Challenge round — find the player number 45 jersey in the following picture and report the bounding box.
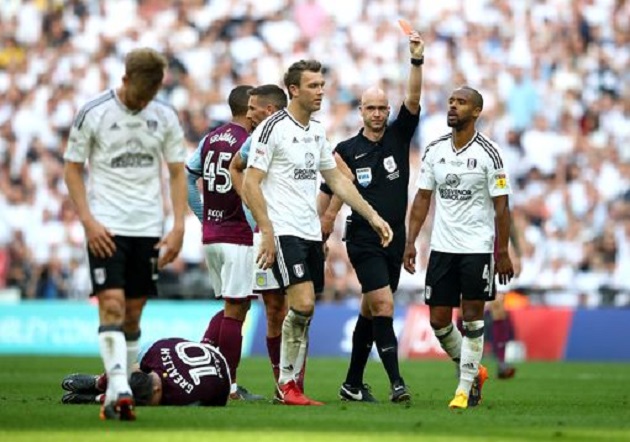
[416,132,512,254]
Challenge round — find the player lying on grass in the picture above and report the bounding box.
[61,336,231,407]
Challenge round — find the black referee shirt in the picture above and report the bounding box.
[322,103,419,228]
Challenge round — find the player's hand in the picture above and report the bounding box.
[368,215,393,247]
[320,213,335,242]
[495,251,515,285]
[257,230,276,270]
[409,30,425,59]
[403,242,417,274]
[156,227,184,269]
[83,218,116,258]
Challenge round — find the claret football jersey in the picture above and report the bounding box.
[140,338,231,406]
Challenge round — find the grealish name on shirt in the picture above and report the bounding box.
[208,131,238,146]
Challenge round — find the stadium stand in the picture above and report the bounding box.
[0,0,628,306]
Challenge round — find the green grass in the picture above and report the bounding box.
[1,357,629,441]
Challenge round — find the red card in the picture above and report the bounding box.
[398,19,413,36]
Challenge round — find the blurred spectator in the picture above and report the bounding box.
[0,0,628,306]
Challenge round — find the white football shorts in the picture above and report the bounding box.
[252,232,280,292]
[203,243,254,299]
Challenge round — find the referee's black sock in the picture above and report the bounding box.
[373,316,401,385]
[344,315,373,387]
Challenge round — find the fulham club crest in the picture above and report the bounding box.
[467,158,477,169]
[293,264,305,278]
[94,268,106,285]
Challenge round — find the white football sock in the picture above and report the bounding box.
[126,340,139,380]
[98,326,131,403]
[278,309,311,386]
[457,320,485,395]
[433,323,462,363]
[292,317,311,381]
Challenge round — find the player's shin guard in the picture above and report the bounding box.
[345,315,374,386]
[124,330,141,381]
[278,308,311,386]
[373,316,401,384]
[457,320,485,394]
[98,325,131,402]
[433,323,463,364]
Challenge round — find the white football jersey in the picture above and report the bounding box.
[64,90,186,237]
[248,109,336,241]
[416,132,512,253]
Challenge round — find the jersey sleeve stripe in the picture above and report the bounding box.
[185,165,203,177]
[475,134,503,169]
[422,133,451,161]
[259,111,287,144]
[73,91,115,129]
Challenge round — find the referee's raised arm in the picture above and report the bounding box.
[404,30,425,115]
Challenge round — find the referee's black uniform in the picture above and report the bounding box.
[323,103,419,293]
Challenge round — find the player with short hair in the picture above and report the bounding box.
[404,86,515,409]
[317,30,425,403]
[185,85,264,401]
[63,48,187,421]
[228,84,296,391]
[243,59,393,406]
[61,333,231,407]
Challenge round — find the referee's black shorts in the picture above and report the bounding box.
[424,251,496,307]
[345,222,405,294]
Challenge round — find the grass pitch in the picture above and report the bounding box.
[0,356,629,442]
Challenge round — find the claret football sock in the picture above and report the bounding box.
[266,335,281,382]
[218,316,244,383]
[201,310,225,346]
[492,317,510,364]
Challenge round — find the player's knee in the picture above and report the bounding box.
[225,299,250,321]
[430,320,451,331]
[461,306,484,322]
[369,298,393,317]
[489,300,506,319]
[366,288,394,317]
[289,300,314,316]
[99,299,125,323]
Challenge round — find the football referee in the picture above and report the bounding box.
[318,30,425,403]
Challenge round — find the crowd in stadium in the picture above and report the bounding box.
[0,0,628,306]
